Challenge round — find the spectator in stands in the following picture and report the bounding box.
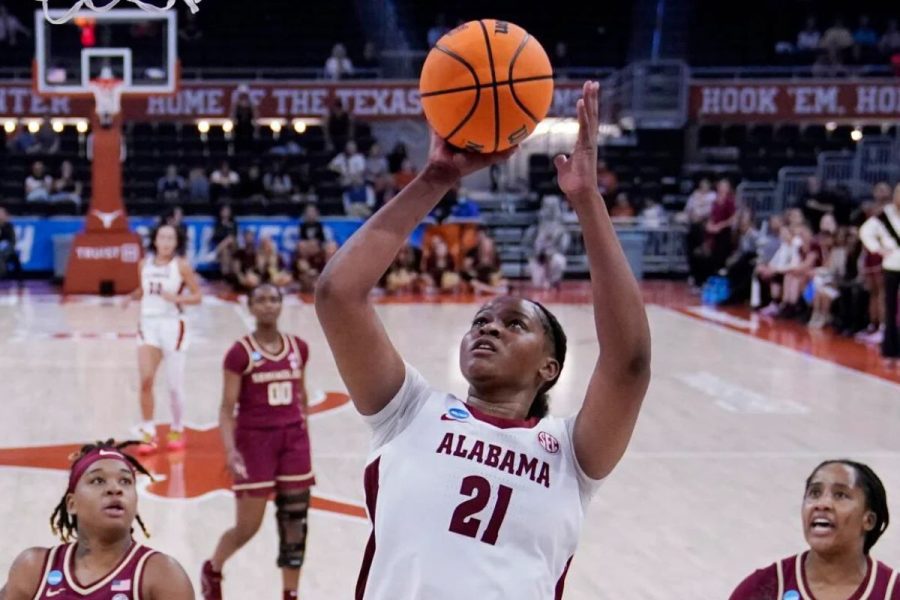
[0,207,21,283]
[343,175,376,218]
[461,226,508,295]
[365,142,389,183]
[51,160,82,207]
[157,164,186,203]
[757,225,797,314]
[188,166,210,203]
[853,14,879,62]
[422,235,461,294]
[392,158,417,191]
[524,195,570,290]
[832,226,869,335]
[750,215,784,308]
[609,191,635,218]
[879,19,900,56]
[255,236,292,286]
[262,161,292,200]
[232,229,261,292]
[241,164,266,202]
[299,204,336,250]
[451,187,481,219]
[357,41,380,75]
[820,17,854,68]
[329,140,366,187]
[427,13,450,47]
[779,224,822,319]
[596,159,618,197]
[639,197,666,228]
[0,4,31,47]
[211,204,237,279]
[25,161,53,202]
[723,208,760,304]
[292,237,326,293]
[796,17,821,55]
[324,43,354,80]
[681,178,716,287]
[163,206,188,251]
[382,244,422,295]
[323,98,355,152]
[798,176,839,232]
[387,141,408,174]
[807,228,848,329]
[231,85,257,155]
[34,119,60,155]
[210,160,240,202]
[860,183,900,366]
[705,178,737,274]
[269,129,306,157]
[856,200,885,344]
[6,124,38,155]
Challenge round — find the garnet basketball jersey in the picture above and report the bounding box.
[140,256,183,319]
[730,552,899,600]
[356,363,603,600]
[32,541,157,599]
[223,333,309,429]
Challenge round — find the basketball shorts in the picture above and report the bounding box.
[233,422,315,497]
[138,317,187,353]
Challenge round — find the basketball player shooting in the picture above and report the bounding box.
[315,81,652,598]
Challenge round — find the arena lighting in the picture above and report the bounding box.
[825,121,838,132]
[27,120,41,134]
[293,120,307,134]
[76,120,89,133]
[851,128,863,142]
[197,120,211,134]
[3,120,15,134]
[270,120,283,133]
[222,120,234,134]
[51,120,64,133]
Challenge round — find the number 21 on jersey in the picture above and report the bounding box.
[449,475,512,545]
[267,381,293,406]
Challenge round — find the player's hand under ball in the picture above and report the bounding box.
[422,130,517,187]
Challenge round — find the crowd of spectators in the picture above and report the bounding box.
[776,14,900,74]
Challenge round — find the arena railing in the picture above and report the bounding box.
[691,64,893,79]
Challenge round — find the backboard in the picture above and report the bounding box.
[34,8,177,95]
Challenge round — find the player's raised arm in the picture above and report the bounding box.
[557,81,652,480]
[315,133,514,415]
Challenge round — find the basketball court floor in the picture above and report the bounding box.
[0,281,898,598]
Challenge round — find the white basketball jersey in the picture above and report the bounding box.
[140,256,184,318]
[357,363,603,600]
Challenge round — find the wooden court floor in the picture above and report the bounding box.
[0,281,898,599]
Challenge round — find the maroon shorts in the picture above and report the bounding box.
[233,422,315,497]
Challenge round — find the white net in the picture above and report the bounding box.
[88,78,123,119]
[35,0,200,25]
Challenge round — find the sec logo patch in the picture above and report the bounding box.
[537,431,559,454]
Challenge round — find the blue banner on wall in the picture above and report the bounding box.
[10,216,427,272]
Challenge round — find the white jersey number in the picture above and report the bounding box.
[449,475,513,545]
[267,381,293,406]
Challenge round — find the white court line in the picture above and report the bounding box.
[656,305,900,392]
[684,305,759,331]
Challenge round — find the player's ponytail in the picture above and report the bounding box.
[527,301,567,419]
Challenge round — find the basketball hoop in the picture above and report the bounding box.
[35,0,200,25]
[88,77,123,128]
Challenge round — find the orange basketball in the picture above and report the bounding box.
[419,19,554,153]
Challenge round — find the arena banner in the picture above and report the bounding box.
[10,216,425,273]
[691,80,900,122]
[0,81,585,120]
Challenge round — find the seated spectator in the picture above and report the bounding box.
[853,14,879,61]
[639,197,666,227]
[704,178,737,275]
[324,43,354,80]
[820,17,853,66]
[756,225,798,314]
[343,175,376,218]
[269,130,305,157]
[323,98,355,152]
[35,119,59,155]
[387,141,408,174]
[451,187,481,219]
[51,160,83,207]
[750,215,784,308]
[427,13,450,47]
[189,166,210,203]
[723,209,760,304]
[879,19,900,56]
[25,161,53,202]
[231,229,260,291]
[461,226,508,295]
[392,158,417,191]
[211,204,237,279]
[778,224,823,319]
[609,191,635,218]
[681,178,716,286]
[365,142,389,183]
[157,164,186,203]
[796,17,821,55]
[210,160,240,202]
[596,159,618,196]
[382,244,423,294]
[0,207,22,283]
[422,236,461,294]
[255,236,292,287]
[262,162,293,199]
[299,204,332,245]
[292,238,326,293]
[329,141,366,187]
[7,124,38,155]
[240,164,266,201]
[808,228,848,329]
[524,195,570,290]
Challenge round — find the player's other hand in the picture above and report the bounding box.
[227,449,248,479]
[422,130,517,187]
[554,81,600,206]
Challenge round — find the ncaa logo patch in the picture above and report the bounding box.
[537,431,560,454]
[441,407,470,422]
[783,591,800,600]
[112,594,130,600]
[251,351,263,362]
[47,570,63,585]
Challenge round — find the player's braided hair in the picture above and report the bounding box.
[806,459,890,554]
[527,301,567,419]
[50,439,154,543]
[248,282,284,304]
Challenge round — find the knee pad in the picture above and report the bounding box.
[275,490,310,568]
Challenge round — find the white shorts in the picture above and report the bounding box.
[139,317,188,353]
